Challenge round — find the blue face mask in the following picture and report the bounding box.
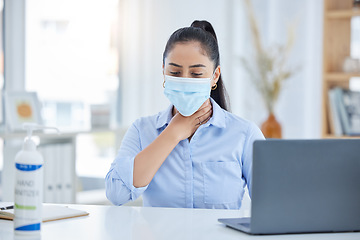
[163,75,212,116]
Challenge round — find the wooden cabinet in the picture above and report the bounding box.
[322,0,360,138]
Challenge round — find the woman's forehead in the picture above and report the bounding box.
[165,41,211,66]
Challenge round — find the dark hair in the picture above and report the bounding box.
[163,20,230,111]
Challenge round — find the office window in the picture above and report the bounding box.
[26,0,119,128]
[25,0,120,181]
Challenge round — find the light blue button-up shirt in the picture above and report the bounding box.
[105,98,265,209]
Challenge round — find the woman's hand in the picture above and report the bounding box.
[133,100,212,188]
[133,100,211,187]
[166,100,213,142]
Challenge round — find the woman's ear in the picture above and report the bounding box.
[212,66,221,85]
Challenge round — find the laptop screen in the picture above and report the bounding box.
[250,139,360,234]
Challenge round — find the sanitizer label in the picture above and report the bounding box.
[14,163,43,233]
[16,163,43,171]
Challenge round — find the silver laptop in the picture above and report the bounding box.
[218,139,360,235]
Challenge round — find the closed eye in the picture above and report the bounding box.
[191,73,203,77]
[170,71,180,75]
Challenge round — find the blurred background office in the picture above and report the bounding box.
[0,0,359,204]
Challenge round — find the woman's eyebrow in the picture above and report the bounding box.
[169,63,182,67]
[189,64,206,68]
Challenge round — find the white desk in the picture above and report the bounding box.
[0,204,359,240]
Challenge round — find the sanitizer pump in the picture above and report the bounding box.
[14,123,59,235]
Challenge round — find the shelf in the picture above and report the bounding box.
[322,1,360,138]
[0,127,128,140]
[324,72,360,81]
[326,9,360,18]
[323,134,360,139]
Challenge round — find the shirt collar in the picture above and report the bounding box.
[155,97,227,130]
[207,98,226,128]
[156,104,174,129]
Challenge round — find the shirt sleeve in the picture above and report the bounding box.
[241,122,265,198]
[105,121,148,206]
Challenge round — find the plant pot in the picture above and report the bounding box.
[261,113,282,139]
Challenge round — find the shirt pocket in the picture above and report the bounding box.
[202,161,242,204]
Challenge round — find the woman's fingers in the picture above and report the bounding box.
[194,106,212,126]
[193,105,211,118]
[166,101,213,141]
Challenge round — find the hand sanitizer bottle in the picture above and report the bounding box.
[14,123,59,236]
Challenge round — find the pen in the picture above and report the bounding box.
[0,205,14,210]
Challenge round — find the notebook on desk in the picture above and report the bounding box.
[218,139,360,235]
[0,204,89,222]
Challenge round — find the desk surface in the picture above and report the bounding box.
[0,204,359,240]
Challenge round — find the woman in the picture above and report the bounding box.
[106,20,265,209]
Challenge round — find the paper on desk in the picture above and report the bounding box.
[0,205,89,222]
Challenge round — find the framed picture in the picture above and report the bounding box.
[4,91,42,131]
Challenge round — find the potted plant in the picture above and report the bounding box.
[242,0,297,138]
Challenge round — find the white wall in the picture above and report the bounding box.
[117,0,324,138]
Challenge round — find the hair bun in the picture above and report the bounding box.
[191,20,218,41]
